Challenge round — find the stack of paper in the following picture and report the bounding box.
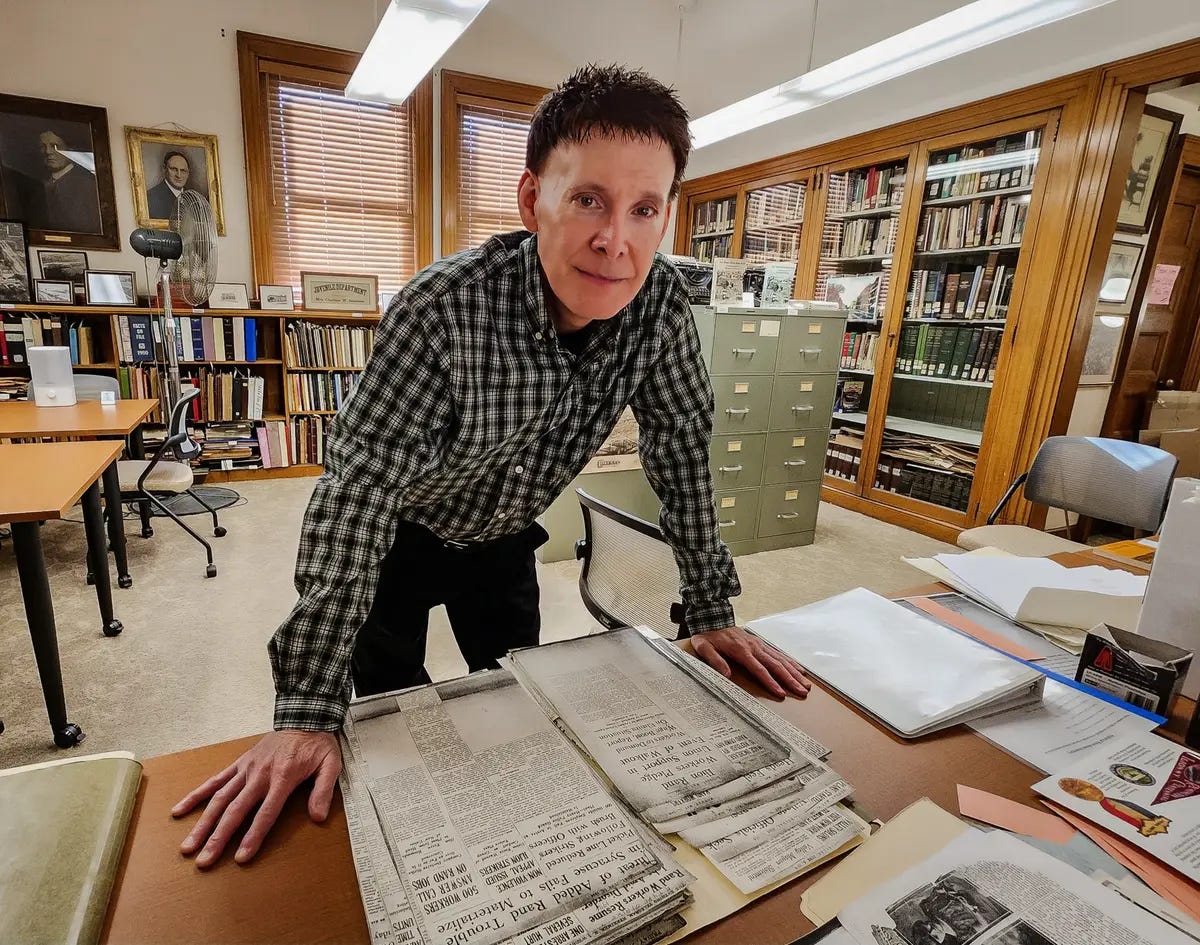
[747,588,1047,737]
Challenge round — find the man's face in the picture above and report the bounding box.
[165,155,190,189]
[40,132,70,172]
[517,132,674,332]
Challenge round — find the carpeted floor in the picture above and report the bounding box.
[0,477,953,768]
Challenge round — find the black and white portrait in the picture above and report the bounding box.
[126,127,225,233]
[0,218,32,302]
[886,873,1009,945]
[0,94,118,248]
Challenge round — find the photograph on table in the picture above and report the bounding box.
[84,269,137,306]
[0,93,119,248]
[1117,106,1183,234]
[1080,314,1127,385]
[125,126,225,234]
[34,279,73,304]
[37,248,88,295]
[885,871,1010,945]
[1098,240,1144,308]
[0,218,32,302]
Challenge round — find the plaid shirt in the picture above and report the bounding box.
[270,231,741,730]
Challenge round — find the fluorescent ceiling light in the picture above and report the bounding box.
[347,0,491,105]
[690,0,1117,148]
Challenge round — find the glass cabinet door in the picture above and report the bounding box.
[740,180,806,264]
[816,158,909,487]
[688,194,737,264]
[872,128,1042,513]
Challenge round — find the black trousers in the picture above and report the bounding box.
[350,519,546,697]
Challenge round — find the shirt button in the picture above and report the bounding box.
[497,511,507,519]
[515,465,525,474]
[533,332,544,341]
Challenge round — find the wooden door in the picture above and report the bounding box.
[1106,137,1200,436]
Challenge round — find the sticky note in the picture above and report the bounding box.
[760,320,781,337]
[808,323,822,334]
[785,489,799,500]
[721,497,736,509]
[727,440,742,452]
[792,436,807,447]
[741,321,756,333]
[734,382,750,394]
[800,381,814,392]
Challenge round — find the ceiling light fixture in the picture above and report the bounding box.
[347,0,492,105]
[690,0,1117,148]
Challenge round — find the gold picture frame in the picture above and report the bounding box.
[125,126,225,234]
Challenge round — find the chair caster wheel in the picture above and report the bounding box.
[206,565,217,578]
[86,572,95,585]
[141,526,154,538]
[103,619,124,637]
[214,526,227,538]
[54,723,85,748]
[118,575,133,589]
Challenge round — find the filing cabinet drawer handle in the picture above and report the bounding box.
[790,404,814,412]
[718,520,737,528]
[800,348,822,357]
[725,407,751,416]
[731,347,757,356]
[718,465,744,473]
[783,460,807,467]
[776,512,800,520]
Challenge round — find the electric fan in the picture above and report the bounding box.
[170,190,219,306]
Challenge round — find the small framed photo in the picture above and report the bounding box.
[1118,106,1183,234]
[34,278,73,304]
[1098,239,1144,308]
[1080,313,1127,385]
[37,248,88,296]
[84,269,136,306]
[259,284,295,310]
[300,271,379,313]
[210,282,250,309]
[0,218,32,302]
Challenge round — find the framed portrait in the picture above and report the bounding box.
[300,271,380,313]
[125,126,225,234]
[259,284,295,310]
[37,248,88,296]
[210,282,250,309]
[0,93,119,249]
[85,269,137,306]
[1098,240,1144,309]
[0,218,32,302]
[1117,105,1183,233]
[1080,314,1127,385]
[35,279,73,304]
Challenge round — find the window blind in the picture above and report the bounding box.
[455,102,533,252]
[266,73,417,299]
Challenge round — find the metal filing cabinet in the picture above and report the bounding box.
[694,302,846,555]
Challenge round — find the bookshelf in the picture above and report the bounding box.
[688,193,738,264]
[740,179,806,264]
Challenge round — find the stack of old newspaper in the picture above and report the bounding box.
[339,627,866,945]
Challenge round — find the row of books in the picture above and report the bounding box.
[117,365,160,403]
[839,164,905,214]
[196,421,261,470]
[905,256,1015,319]
[896,324,1003,382]
[925,130,1040,199]
[878,456,973,511]
[744,182,805,229]
[691,234,732,264]
[288,371,359,413]
[2,314,102,365]
[288,414,331,465]
[181,369,268,422]
[825,428,864,481]
[284,321,375,369]
[889,380,990,433]
[835,215,897,258]
[692,196,736,236]
[914,194,1030,252]
[841,331,880,372]
[114,315,261,364]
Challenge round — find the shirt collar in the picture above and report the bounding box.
[516,232,554,338]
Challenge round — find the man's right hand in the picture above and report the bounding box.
[171,729,341,868]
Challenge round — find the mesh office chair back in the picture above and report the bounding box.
[73,373,121,400]
[575,490,684,639]
[168,386,203,462]
[1023,436,1177,532]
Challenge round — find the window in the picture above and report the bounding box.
[441,72,548,254]
[237,32,432,300]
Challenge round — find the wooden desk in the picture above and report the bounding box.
[0,441,124,747]
[0,398,157,588]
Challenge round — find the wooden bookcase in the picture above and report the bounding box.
[0,302,379,483]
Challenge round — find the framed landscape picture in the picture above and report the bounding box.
[1117,105,1183,233]
[34,279,73,304]
[85,269,136,306]
[1080,314,1127,385]
[37,248,88,295]
[0,218,32,302]
[1098,239,1144,309]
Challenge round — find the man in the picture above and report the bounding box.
[30,130,101,233]
[146,150,190,221]
[173,64,811,869]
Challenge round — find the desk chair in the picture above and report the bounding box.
[957,435,1178,555]
[574,489,685,639]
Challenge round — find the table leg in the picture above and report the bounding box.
[11,521,86,749]
[102,460,132,588]
[83,482,123,638]
[130,426,152,539]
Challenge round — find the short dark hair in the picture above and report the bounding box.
[163,150,190,169]
[526,64,691,197]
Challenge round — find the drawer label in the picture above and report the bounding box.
[734,381,750,394]
[808,323,822,334]
[760,320,780,337]
[721,497,737,509]
[785,489,799,501]
[727,440,742,452]
[800,381,814,392]
[741,321,756,333]
[792,436,807,447]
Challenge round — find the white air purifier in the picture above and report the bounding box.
[28,346,77,407]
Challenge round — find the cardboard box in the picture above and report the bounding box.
[1076,623,1193,716]
[1146,390,1200,431]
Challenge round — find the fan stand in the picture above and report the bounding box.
[154,258,183,417]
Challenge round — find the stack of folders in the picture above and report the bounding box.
[748,588,1046,738]
[339,627,867,945]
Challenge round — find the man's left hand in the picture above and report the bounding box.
[690,626,811,699]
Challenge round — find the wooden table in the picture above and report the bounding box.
[0,441,125,747]
[101,550,1185,944]
[0,399,158,587]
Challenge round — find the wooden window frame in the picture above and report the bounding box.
[236,31,434,294]
[440,71,548,254]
